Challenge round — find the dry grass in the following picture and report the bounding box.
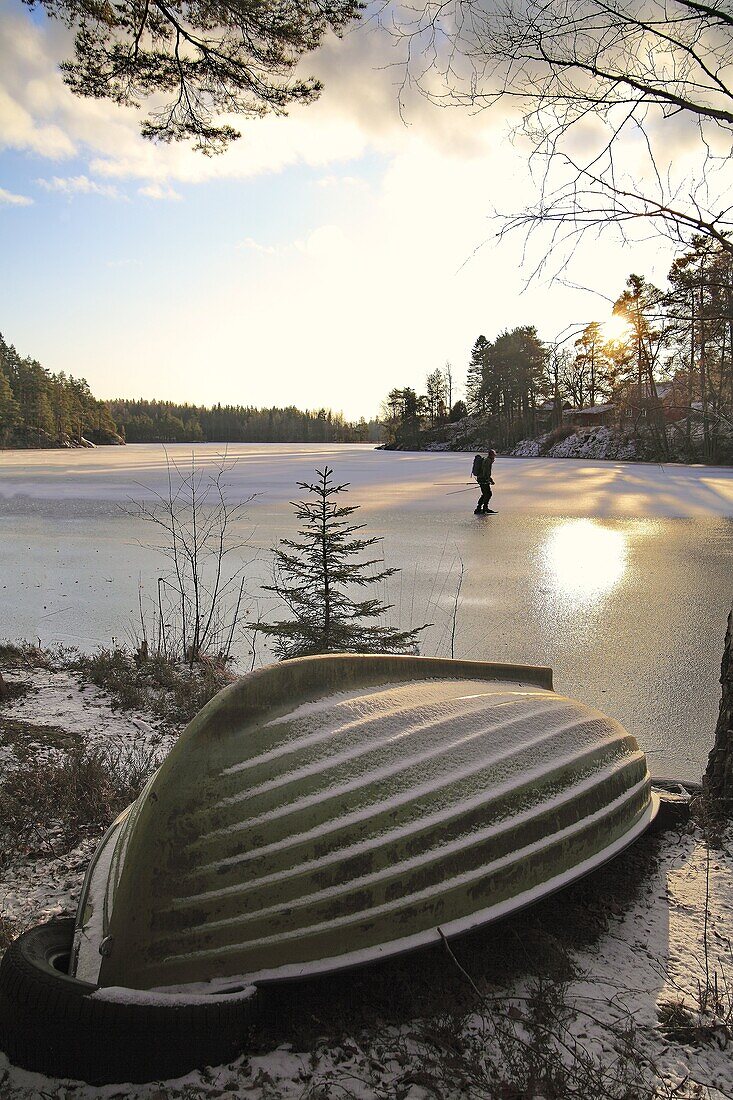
[0,740,159,864]
[0,670,33,706]
[0,717,81,762]
[0,641,55,671]
[76,646,233,726]
[0,912,16,954]
[359,992,649,1100]
[658,967,733,1049]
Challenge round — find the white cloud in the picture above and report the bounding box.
[0,185,32,205]
[35,174,125,199]
[1,0,727,226]
[237,225,349,260]
[237,237,280,255]
[138,182,182,201]
[0,83,75,159]
[0,0,501,189]
[295,224,349,259]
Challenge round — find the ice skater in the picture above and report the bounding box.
[472,449,497,514]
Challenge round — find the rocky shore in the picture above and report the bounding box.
[382,415,733,464]
[510,425,639,460]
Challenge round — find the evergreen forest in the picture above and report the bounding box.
[0,332,377,448]
[107,400,379,445]
[0,332,119,448]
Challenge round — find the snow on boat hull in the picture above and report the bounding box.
[73,655,657,990]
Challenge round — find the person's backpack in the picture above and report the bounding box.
[471,454,483,479]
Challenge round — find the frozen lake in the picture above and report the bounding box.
[1,443,732,782]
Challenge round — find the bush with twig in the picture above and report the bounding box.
[126,450,256,667]
[76,646,233,726]
[0,740,160,864]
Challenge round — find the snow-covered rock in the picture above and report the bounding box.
[511,438,542,457]
[511,426,639,461]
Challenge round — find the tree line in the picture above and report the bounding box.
[0,334,380,449]
[108,399,379,445]
[0,333,119,448]
[382,237,733,461]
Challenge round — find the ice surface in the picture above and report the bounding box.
[0,444,731,779]
[0,443,732,516]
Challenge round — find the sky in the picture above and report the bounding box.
[0,0,684,420]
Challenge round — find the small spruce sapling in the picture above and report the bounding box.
[258,467,425,660]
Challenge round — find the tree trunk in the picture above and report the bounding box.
[687,289,694,455]
[0,671,8,702]
[703,605,733,811]
[700,282,711,458]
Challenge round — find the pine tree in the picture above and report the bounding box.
[0,368,20,445]
[258,467,426,660]
[613,274,670,457]
[466,336,490,415]
[425,368,447,424]
[571,322,616,408]
[29,0,361,154]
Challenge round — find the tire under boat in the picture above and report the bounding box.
[70,653,658,992]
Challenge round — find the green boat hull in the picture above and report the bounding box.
[72,655,657,990]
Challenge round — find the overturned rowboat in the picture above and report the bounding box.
[71,653,658,991]
[1,653,662,1083]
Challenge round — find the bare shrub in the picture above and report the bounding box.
[76,646,232,726]
[658,983,733,1049]
[294,989,654,1100]
[0,741,160,862]
[0,641,54,670]
[0,672,31,705]
[126,450,256,667]
[77,648,150,711]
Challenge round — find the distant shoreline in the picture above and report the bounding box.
[0,439,378,452]
[380,443,730,468]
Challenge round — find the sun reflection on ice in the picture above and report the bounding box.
[544,519,628,597]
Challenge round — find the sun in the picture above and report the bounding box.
[601,314,631,344]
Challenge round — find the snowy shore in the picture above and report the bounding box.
[1,655,733,1099]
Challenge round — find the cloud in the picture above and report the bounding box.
[138,182,182,201]
[237,225,349,259]
[0,186,33,205]
[295,224,348,259]
[1,0,727,226]
[35,174,125,199]
[0,4,149,169]
[0,0,501,189]
[0,82,75,159]
[237,237,280,255]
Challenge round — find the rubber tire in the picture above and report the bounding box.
[0,919,259,1084]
